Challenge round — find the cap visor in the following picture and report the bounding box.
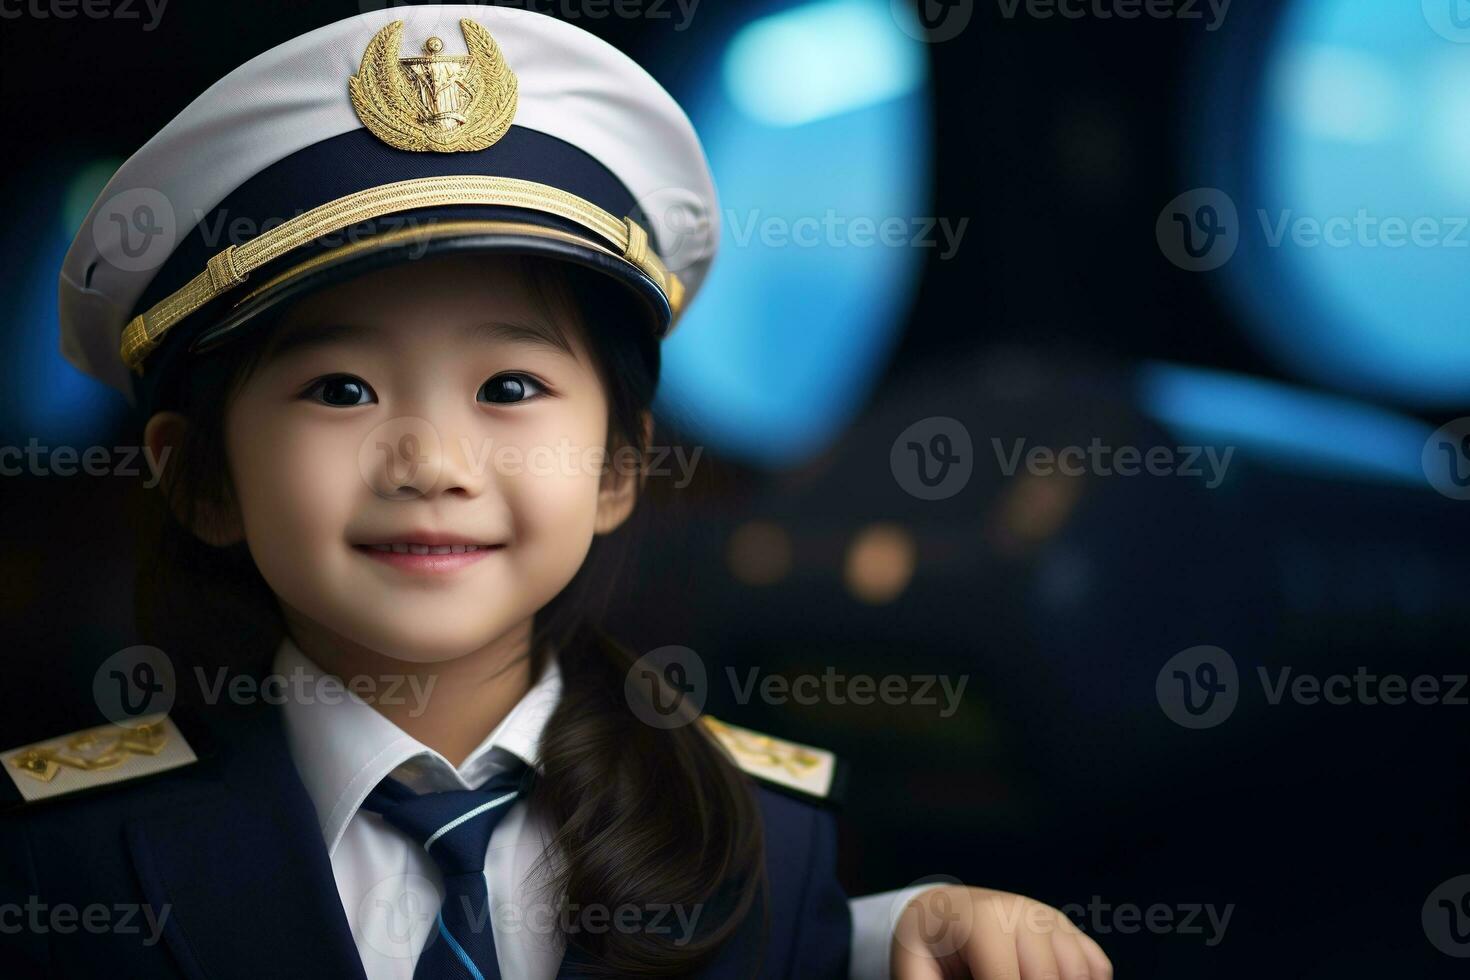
[189,216,672,356]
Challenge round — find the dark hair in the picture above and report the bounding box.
[136,253,768,976]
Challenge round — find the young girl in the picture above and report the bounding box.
[6,6,1111,979]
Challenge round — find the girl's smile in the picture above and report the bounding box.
[352,536,507,575]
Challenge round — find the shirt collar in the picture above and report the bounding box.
[274,635,563,856]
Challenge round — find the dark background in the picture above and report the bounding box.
[4,0,1469,976]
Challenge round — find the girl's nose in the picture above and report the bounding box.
[359,416,485,500]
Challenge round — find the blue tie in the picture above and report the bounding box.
[362,759,531,980]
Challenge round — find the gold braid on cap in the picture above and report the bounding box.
[119,176,683,373]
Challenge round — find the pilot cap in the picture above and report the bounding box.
[59,5,719,410]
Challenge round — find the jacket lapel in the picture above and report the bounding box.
[126,701,368,980]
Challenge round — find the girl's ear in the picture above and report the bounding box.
[593,410,654,536]
[143,410,246,548]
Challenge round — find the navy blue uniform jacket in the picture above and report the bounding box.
[0,702,852,979]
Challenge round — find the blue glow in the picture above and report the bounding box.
[4,160,126,443]
[723,0,924,126]
[1137,361,1432,486]
[1235,1,1470,406]
[656,0,932,466]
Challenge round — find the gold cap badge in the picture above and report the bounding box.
[349,19,518,153]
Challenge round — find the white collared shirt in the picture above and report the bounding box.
[274,637,923,980]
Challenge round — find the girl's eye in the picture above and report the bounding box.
[305,375,376,406]
[478,373,547,405]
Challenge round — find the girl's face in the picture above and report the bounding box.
[211,255,639,663]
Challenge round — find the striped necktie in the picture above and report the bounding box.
[361,758,531,980]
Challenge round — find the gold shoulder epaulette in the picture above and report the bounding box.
[700,715,840,803]
[1,714,198,806]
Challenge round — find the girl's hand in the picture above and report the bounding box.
[891,886,1113,980]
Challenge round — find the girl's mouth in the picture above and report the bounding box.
[362,543,498,554]
[352,542,505,573]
